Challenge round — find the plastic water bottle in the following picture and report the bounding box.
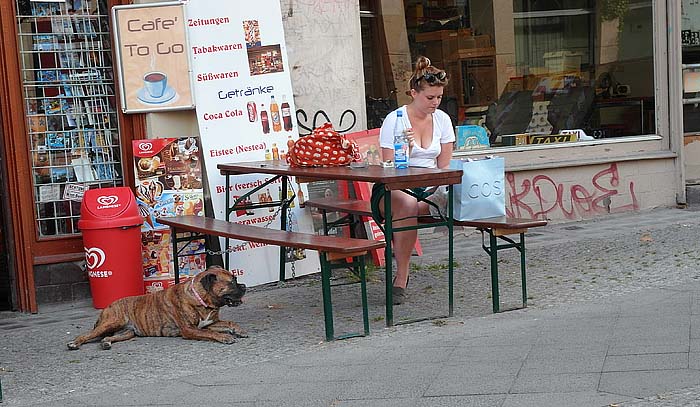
[393,110,409,169]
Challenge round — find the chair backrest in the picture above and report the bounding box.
[546,86,594,133]
[485,90,534,142]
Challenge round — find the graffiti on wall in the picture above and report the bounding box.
[507,163,639,220]
[295,108,357,135]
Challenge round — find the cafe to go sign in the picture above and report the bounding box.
[112,2,195,113]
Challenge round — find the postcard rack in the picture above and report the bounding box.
[16,0,123,236]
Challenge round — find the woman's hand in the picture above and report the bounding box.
[405,128,415,151]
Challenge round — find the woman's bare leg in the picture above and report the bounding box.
[379,190,420,289]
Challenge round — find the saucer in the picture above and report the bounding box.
[137,86,177,105]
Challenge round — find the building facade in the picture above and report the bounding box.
[0,0,688,311]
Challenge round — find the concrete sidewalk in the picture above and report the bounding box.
[2,206,700,406]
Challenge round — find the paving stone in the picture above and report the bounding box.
[4,207,700,406]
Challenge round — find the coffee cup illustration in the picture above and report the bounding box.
[143,71,168,98]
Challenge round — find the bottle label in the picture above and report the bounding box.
[394,142,408,168]
[247,102,257,122]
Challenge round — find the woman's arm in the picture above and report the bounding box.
[435,110,455,169]
[381,147,394,162]
[436,142,453,169]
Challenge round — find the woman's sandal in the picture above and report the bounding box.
[392,275,410,305]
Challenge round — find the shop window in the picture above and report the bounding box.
[682,0,700,134]
[15,0,123,237]
[369,0,656,149]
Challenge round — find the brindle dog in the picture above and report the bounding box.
[67,266,247,350]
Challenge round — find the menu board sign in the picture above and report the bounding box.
[186,0,317,286]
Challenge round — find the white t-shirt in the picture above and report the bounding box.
[379,105,455,168]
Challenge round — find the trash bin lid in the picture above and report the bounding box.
[78,187,143,230]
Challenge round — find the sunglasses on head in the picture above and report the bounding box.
[417,71,447,84]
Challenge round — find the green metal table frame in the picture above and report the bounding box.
[222,173,371,341]
[216,161,463,328]
[479,228,528,313]
[380,186,455,326]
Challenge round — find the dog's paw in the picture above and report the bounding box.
[100,341,112,350]
[67,341,80,350]
[234,329,248,338]
[217,334,237,344]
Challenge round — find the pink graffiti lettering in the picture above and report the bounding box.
[506,163,638,220]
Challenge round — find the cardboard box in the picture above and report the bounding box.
[458,56,497,106]
[415,28,472,43]
[474,34,491,49]
[453,47,496,60]
[543,51,582,73]
[501,134,529,146]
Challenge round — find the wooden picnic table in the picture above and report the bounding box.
[217,160,463,327]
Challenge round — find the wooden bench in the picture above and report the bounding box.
[304,198,547,313]
[159,215,385,341]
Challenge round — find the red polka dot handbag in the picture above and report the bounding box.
[286,123,361,167]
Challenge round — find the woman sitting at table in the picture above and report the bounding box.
[371,56,455,305]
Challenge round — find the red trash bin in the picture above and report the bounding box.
[78,187,144,309]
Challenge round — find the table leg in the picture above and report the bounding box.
[360,255,370,336]
[489,230,500,313]
[321,210,329,236]
[172,227,180,284]
[520,232,527,308]
[384,188,393,327]
[279,176,288,282]
[319,252,334,341]
[224,173,231,270]
[448,185,454,317]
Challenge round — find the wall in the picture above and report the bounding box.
[34,262,89,305]
[507,159,677,221]
[280,0,366,133]
[145,110,198,138]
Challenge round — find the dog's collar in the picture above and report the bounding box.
[189,278,212,308]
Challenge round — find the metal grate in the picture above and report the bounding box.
[15,0,123,237]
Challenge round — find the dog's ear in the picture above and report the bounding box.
[201,273,217,292]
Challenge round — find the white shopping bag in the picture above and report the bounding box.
[450,157,505,221]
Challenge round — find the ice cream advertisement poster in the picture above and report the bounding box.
[133,137,206,285]
[112,2,194,113]
[141,228,205,282]
[133,137,204,230]
[186,0,317,287]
